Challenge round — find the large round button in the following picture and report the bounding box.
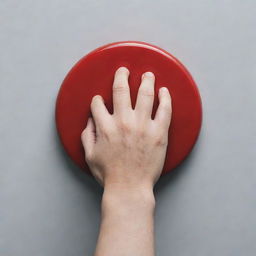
[56,41,202,175]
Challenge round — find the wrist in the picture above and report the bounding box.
[102,182,156,213]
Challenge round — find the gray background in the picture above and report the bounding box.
[1,0,255,255]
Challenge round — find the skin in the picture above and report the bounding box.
[81,67,172,256]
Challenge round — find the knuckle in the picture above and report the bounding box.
[155,134,168,147]
[99,121,116,138]
[99,126,112,139]
[113,82,128,92]
[118,119,132,133]
[139,88,154,97]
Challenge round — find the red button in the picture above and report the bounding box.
[55,41,202,175]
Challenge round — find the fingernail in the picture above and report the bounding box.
[143,71,154,78]
[160,87,168,93]
[117,66,129,73]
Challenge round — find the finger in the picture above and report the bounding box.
[135,72,155,119]
[90,95,111,127]
[154,87,172,130]
[112,67,132,116]
[81,117,96,160]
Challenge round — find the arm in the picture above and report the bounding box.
[81,67,172,256]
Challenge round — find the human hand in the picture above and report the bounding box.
[82,67,172,256]
[81,67,172,190]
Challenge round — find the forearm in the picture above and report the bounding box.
[94,183,156,256]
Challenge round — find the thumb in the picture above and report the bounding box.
[81,117,96,160]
